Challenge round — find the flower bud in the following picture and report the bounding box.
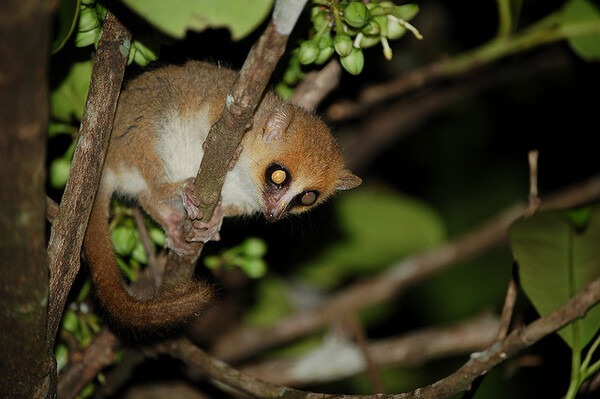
[78,7,100,33]
[132,38,159,67]
[387,16,407,39]
[311,9,329,30]
[334,34,353,57]
[315,47,334,64]
[344,2,370,28]
[395,4,419,20]
[340,47,364,75]
[298,40,320,64]
[357,34,380,48]
[361,20,381,36]
[74,29,99,48]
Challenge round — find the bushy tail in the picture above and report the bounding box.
[84,191,214,329]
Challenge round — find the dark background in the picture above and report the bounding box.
[49,0,600,397]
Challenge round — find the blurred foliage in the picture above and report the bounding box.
[563,0,600,60]
[47,0,600,397]
[120,0,273,40]
[204,237,269,278]
[50,58,92,122]
[297,185,445,289]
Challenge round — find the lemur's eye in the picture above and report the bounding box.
[266,164,290,187]
[294,190,319,207]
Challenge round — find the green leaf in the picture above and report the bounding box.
[55,344,69,372]
[110,226,137,256]
[244,277,293,326]
[240,258,268,279]
[120,0,273,40]
[131,241,148,264]
[204,255,221,269]
[76,280,92,302]
[129,32,161,66]
[49,157,72,189]
[509,207,600,348]
[62,309,79,333]
[148,226,165,246]
[299,185,446,288]
[394,4,420,21]
[51,0,81,54]
[565,206,593,231]
[562,0,600,61]
[50,59,93,122]
[48,121,78,138]
[242,237,268,258]
[116,257,137,282]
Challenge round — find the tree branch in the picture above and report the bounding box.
[409,277,600,398]
[164,0,308,280]
[46,11,131,347]
[240,312,499,387]
[291,59,343,111]
[56,329,119,399]
[340,49,569,171]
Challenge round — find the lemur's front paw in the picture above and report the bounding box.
[164,212,197,257]
[182,177,202,220]
[186,200,223,243]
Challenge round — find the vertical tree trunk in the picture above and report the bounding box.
[0,0,55,397]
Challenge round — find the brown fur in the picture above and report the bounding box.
[84,61,361,329]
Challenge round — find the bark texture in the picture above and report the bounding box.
[0,0,55,397]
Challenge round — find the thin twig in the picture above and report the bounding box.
[462,266,519,399]
[56,329,119,399]
[46,195,59,223]
[132,208,160,288]
[464,150,538,399]
[412,277,600,399]
[525,149,541,217]
[241,312,498,387]
[497,274,519,341]
[346,316,386,394]
[326,9,592,122]
[341,50,569,171]
[291,59,342,111]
